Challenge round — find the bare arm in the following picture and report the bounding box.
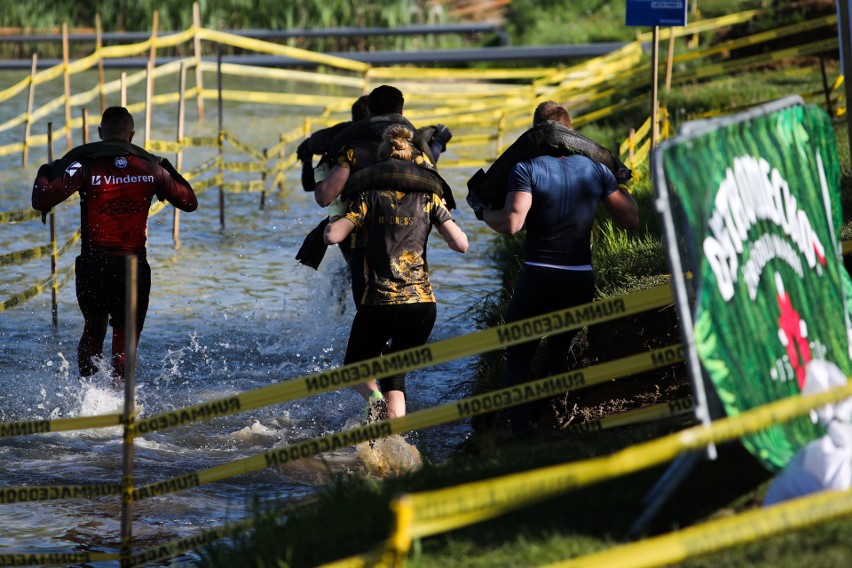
[437,219,469,253]
[323,216,355,245]
[481,191,532,235]
[602,185,639,230]
[314,165,350,207]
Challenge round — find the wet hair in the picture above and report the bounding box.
[533,101,572,129]
[378,124,415,161]
[351,95,369,121]
[100,106,134,140]
[368,85,404,116]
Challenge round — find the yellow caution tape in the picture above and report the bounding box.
[367,67,556,81]
[131,284,674,436]
[221,160,267,173]
[202,60,366,89]
[0,208,41,225]
[636,10,762,43]
[130,344,683,501]
[197,28,370,73]
[0,243,53,267]
[222,132,266,161]
[404,376,852,540]
[843,240,852,255]
[191,174,224,194]
[0,551,120,566]
[147,140,183,154]
[0,483,122,504]
[181,136,220,148]
[184,157,221,180]
[127,518,257,567]
[201,89,356,110]
[221,180,266,193]
[566,398,694,434]
[0,263,74,312]
[0,412,121,439]
[0,141,26,158]
[551,488,852,568]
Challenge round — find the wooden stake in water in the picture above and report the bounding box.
[217,46,225,229]
[174,61,187,249]
[119,255,138,566]
[96,14,106,113]
[47,122,58,331]
[62,23,72,150]
[22,53,38,168]
[193,2,205,121]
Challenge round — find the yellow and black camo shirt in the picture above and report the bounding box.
[344,190,452,306]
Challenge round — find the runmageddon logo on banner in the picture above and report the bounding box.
[704,154,827,302]
[658,100,852,471]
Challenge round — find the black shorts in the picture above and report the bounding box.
[75,252,151,330]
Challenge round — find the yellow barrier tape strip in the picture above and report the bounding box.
[191,174,224,194]
[405,377,852,539]
[0,551,120,567]
[221,160,267,173]
[147,140,183,154]
[843,240,852,255]
[182,136,221,148]
[221,180,266,193]
[566,398,694,434]
[201,60,366,89]
[551,488,852,568]
[184,156,222,180]
[0,208,41,225]
[0,483,122,504]
[131,284,674,436]
[0,243,53,267]
[130,344,683,501]
[0,412,121,439]
[674,14,837,66]
[368,67,555,81]
[202,89,355,109]
[439,158,497,169]
[0,264,74,313]
[127,517,257,567]
[196,28,370,73]
[0,141,26,157]
[222,132,266,161]
[637,10,762,43]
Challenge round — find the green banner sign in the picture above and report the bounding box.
[657,98,852,471]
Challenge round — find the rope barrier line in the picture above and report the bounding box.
[401,378,852,541]
[196,27,370,73]
[564,397,694,434]
[0,412,122,438]
[0,242,53,268]
[0,551,120,567]
[201,60,366,89]
[0,263,74,313]
[548,488,852,568]
[127,344,683,502]
[130,284,673,436]
[0,483,122,504]
[0,208,41,225]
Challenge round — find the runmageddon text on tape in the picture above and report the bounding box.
[128,345,683,502]
[0,551,119,567]
[403,378,852,539]
[133,284,674,436]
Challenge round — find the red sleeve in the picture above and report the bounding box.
[154,161,198,212]
[31,161,85,211]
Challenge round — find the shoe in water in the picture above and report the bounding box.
[363,397,389,425]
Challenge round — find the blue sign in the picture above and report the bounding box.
[626,0,688,27]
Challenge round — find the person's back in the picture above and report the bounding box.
[513,153,617,266]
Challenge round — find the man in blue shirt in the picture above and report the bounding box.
[477,101,639,433]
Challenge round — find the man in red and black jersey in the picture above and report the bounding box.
[32,106,198,384]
